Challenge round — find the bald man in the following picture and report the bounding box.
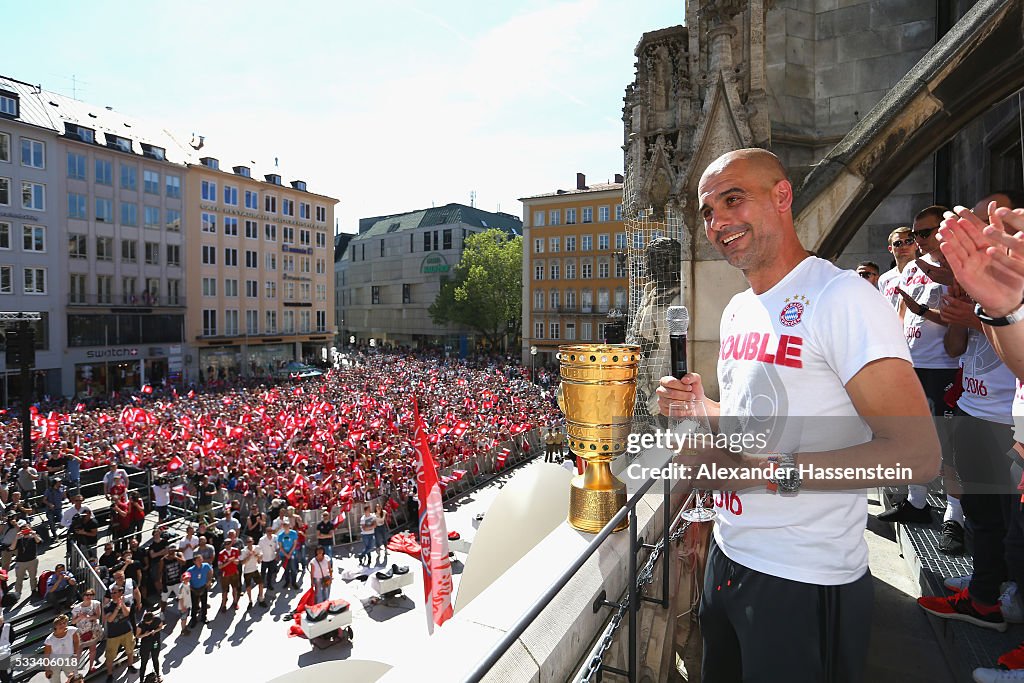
[657,148,938,681]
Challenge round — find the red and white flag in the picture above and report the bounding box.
[412,397,453,634]
[168,454,184,472]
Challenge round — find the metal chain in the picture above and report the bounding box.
[576,513,695,682]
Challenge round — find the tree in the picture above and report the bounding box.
[429,229,522,351]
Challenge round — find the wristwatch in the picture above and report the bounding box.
[916,302,930,316]
[767,453,801,495]
[975,300,1024,327]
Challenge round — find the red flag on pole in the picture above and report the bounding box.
[168,454,184,471]
[412,397,453,634]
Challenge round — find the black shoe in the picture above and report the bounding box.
[938,519,965,554]
[876,499,932,524]
[128,666,139,673]
[258,600,268,607]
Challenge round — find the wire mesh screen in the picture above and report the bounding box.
[623,177,685,431]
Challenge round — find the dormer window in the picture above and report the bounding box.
[265,173,281,185]
[233,165,251,178]
[63,122,95,143]
[140,143,165,161]
[290,180,307,191]
[0,91,19,118]
[104,133,132,153]
[200,157,219,170]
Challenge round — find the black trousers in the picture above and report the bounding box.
[700,540,873,683]
[189,586,208,623]
[138,643,159,680]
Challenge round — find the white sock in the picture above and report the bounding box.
[943,495,964,525]
[906,484,928,509]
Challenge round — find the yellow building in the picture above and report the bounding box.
[183,156,337,381]
[519,173,626,368]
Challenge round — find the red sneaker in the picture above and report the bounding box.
[919,589,1007,632]
[999,642,1024,670]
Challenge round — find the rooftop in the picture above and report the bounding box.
[351,203,522,241]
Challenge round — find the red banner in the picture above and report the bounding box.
[412,397,453,634]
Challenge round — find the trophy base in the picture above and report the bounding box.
[568,469,628,534]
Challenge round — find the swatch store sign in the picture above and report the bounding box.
[85,348,139,359]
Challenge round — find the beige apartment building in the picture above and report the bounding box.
[183,157,336,381]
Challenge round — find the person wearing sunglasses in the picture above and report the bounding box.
[877,227,918,309]
[855,261,880,287]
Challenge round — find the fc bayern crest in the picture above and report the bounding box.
[779,301,804,327]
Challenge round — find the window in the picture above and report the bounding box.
[423,232,432,252]
[165,208,181,231]
[202,245,216,265]
[614,287,627,309]
[598,288,610,312]
[549,237,560,253]
[582,207,593,223]
[402,285,412,304]
[21,181,44,210]
[70,273,87,304]
[225,279,238,297]
[67,152,86,180]
[68,192,87,219]
[598,258,610,279]
[120,164,137,190]
[246,310,258,334]
[548,209,561,225]
[96,237,113,261]
[0,132,8,162]
[166,244,180,266]
[282,255,294,273]
[143,170,159,194]
[121,239,136,263]
[550,263,560,280]
[202,277,217,297]
[246,280,258,298]
[371,286,381,304]
[534,321,544,339]
[265,253,276,270]
[0,222,7,249]
[69,234,87,258]
[599,206,610,222]
[20,138,44,168]
[615,257,627,279]
[120,202,137,226]
[0,177,8,205]
[316,232,326,248]
[22,225,45,252]
[96,198,113,223]
[265,310,276,333]
[201,180,217,202]
[581,234,593,251]
[299,202,310,220]
[95,275,112,303]
[582,289,593,311]
[565,208,577,224]
[202,212,217,233]
[95,159,112,185]
[562,236,575,252]
[550,290,560,309]
[534,261,544,280]
[615,232,627,250]
[224,217,238,236]
[145,278,160,300]
[442,229,452,250]
[284,282,294,300]
[632,232,645,250]
[582,322,592,341]
[281,198,294,216]
[316,310,326,332]
[615,204,623,221]
[549,322,560,339]
[316,258,325,274]
[581,260,593,279]
[565,289,577,309]
[533,211,545,227]
[225,248,238,267]
[224,185,238,206]
[264,223,276,242]
[315,205,326,222]
[23,267,45,294]
[316,284,326,301]
[282,226,294,243]
[534,238,544,254]
[202,310,217,336]
[167,279,181,305]
[144,206,160,228]
[300,229,310,246]
[166,175,181,198]
[264,195,276,213]
[300,311,310,333]
[244,190,258,210]
[265,281,276,299]
[245,250,257,268]
[598,234,609,250]
[534,290,544,310]
[565,260,576,279]
[245,220,258,239]
[0,266,9,294]
[123,280,137,305]
[0,94,16,117]
[145,242,159,265]
[282,310,294,333]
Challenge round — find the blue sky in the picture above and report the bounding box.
[4,0,681,233]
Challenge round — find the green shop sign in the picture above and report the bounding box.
[420,253,451,274]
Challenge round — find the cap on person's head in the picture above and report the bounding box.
[16,520,27,528]
[282,519,291,526]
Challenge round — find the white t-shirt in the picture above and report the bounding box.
[1012,379,1023,443]
[899,260,958,369]
[44,626,78,657]
[958,329,1015,425]
[177,536,198,561]
[152,484,170,507]
[715,257,911,586]
[257,535,278,563]
[877,267,902,310]
[240,546,262,573]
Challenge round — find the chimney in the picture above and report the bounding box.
[614,173,624,184]
[576,172,586,190]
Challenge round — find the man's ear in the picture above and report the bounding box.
[773,179,794,214]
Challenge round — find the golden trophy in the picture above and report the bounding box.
[557,344,640,533]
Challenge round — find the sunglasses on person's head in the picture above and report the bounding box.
[911,227,937,240]
[890,237,916,248]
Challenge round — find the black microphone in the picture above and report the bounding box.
[666,306,689,380]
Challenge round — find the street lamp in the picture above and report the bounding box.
[530,345,537,383]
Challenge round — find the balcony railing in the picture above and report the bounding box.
[68,294,186,308]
